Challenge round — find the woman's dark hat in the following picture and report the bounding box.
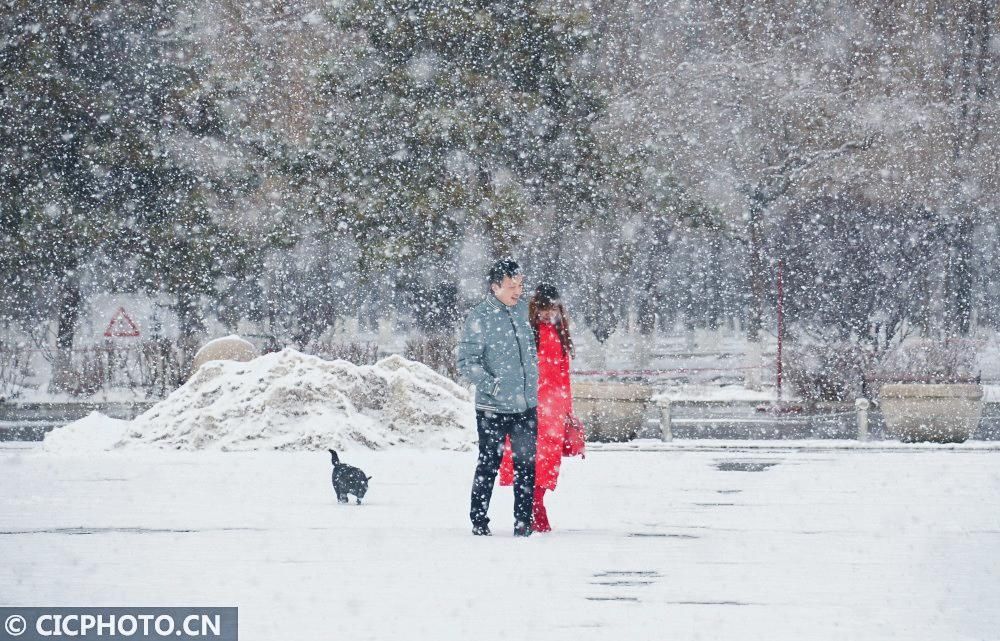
[534,282,561,305]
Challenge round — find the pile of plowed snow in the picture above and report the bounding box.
[44,349,475,452]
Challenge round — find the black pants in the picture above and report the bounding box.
[470,407,537,530]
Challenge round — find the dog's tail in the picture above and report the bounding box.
[367,475,373,481]
[328,449,340,465]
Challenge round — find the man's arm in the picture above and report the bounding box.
[456,312,498,395]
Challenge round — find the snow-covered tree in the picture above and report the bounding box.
[299,0,612,316]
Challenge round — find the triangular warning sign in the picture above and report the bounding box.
[104,307,141,338]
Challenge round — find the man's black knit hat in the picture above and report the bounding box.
[487,258,522,286]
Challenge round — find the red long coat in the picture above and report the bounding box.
[499,322,573,491]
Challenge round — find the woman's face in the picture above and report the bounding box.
[537,306,561,325]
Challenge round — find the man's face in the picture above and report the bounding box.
[492,274,524,307]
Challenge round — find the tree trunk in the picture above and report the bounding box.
[916,265,934,337]
[944,218,974,337]
[939,1,990,337]
[537,206,566,283]
[706,231,724,331]
[176,289,204,376]
[746,196,766,342]
[636,212,661,338]
[50,279,81,393]
[634,253,658,368]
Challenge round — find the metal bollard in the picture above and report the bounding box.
[855,398,871,441]
[658,399,673,442]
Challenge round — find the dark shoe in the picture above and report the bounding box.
[513,524,532,537]
[472,524,492,536]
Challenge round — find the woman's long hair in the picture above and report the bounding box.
[529,283,574,358]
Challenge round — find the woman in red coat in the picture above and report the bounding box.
[500,283,580,533]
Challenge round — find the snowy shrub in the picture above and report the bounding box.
[405,335,458,381]
[871,338,979,385]
[0,343,32,400]
[48,341,184,399]
[70,348,109,397]
[136,340,184,397]
[785,337,978,402]
[306,341,380,365]
[785,340,873,402]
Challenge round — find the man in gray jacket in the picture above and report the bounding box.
[457,258,539,537]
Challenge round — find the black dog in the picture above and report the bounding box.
[329,449,371,504]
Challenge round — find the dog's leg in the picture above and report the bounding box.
[337,492,349,504]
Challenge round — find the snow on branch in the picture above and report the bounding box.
[750,135,878,204]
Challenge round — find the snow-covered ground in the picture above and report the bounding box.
[2,442,998,640]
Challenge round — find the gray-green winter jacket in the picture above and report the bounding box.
[456,295,539,414]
